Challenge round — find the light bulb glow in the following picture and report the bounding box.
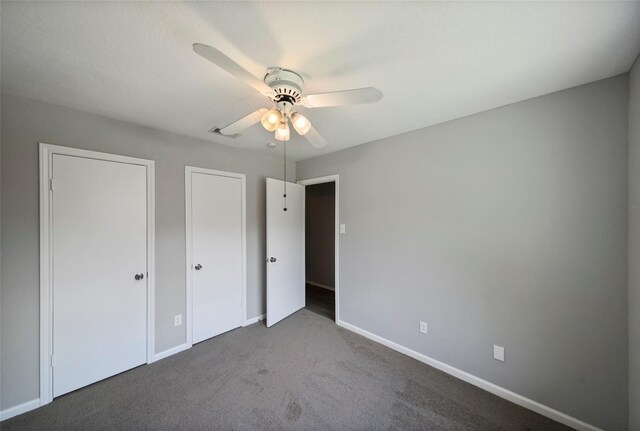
[261,108,281,132]
[275,120,290,141]
[291,112,311,135]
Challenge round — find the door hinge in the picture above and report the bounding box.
[49,178,54,191]
[50,354,54,368]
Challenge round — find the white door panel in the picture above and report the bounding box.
[266,178,305,327]
[52,154,147,397]
[191,172,243,344]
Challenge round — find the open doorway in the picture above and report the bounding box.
[299,176,339,322]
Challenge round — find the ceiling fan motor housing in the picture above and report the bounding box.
[264,68,304,111]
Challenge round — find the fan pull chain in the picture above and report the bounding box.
[282,116,287,212]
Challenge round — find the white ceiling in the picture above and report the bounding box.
[2,2,640,161]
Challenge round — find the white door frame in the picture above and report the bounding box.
[297,174,340,322]
[39,143,156,406]
[185,166,247,347]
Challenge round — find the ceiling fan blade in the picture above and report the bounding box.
[217,108,268,136]
[193,43,272,96]
[304,125,326,148]
[301,87,383,108]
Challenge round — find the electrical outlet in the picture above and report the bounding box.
[419,321,428,334]
[174,314,182,327]
[493,345,505,362]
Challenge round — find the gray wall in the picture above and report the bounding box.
[0,94,294,410]
[305,182,335,288]
[629,57,640,431]
[297,76,629,430]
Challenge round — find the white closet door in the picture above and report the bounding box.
[266,178,305,327]
[191,172,243,344]
[52,154,148,397]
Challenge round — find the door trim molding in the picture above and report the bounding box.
[297,174,340,323]
[39,143,156,406]
[185,166,247,347]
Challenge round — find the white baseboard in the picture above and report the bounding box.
[244,314,266,326]
[151,342,190,362]
[3,341,193,421]
[336,319,602,431]
[0,398,41,421]
[307,281,335,291]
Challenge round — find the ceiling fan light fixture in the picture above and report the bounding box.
[194,43,383,148]
[291,112,311,135]
[275,119,290,141]
[261,108,282,132]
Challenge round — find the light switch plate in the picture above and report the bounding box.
[493,345,505,362]
[340,224,346,234]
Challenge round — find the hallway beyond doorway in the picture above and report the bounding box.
[305,283,335,321]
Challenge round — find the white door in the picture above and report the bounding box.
[190,171,244,344]
[52,154,148,397]
[266,178,305,327]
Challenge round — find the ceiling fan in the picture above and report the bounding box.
[193,43,383,148]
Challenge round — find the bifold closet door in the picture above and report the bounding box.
[52,154,148,397]
[190,171,243,344]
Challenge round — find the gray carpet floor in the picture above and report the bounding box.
[2,310,570,430]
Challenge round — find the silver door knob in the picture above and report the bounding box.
[269,257,276,263]
[195,264,202,270]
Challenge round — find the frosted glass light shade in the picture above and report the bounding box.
[275,120,290,141]
[291,112,311,135]
[261,108,282,132]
